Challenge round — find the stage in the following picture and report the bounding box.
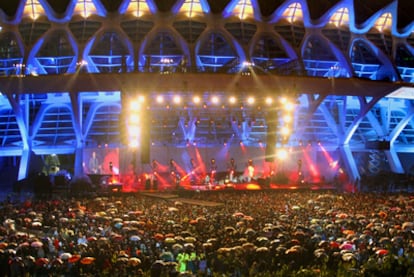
[103,180,338,193]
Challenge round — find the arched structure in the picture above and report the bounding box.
[0,0,414,190]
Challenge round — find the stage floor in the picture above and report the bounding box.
[119,181,338,193]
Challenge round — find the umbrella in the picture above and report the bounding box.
[185,236,196,243]
[342,252,355,262]
[80,257,95,265]
[342,229,355,236]
[160,251,174,262]
[117,257,129,263]
[168,207,179,212]
[164,237,176,244]
[256,246,269,253]
[337,213,348,219]
[203,242,213,249]
[256,237,269,244]
[154,233,164,240]
[128,257,141,266]
[18,242,29,249]
[31,241,43,248]
[172,244,183,251]
[35,258,49,267]
[376,249,389,256]
[339,242,354,251]
[111,234,123,242]
[60,253,72,260]
[244,228,256,236]
[232,212,245,217]
[32,222,42,227]
[130,235,141,241]
[68,254,81,263]
[217,247,231,254]
[243,215,254,221]
[402,222,414,231]
[184,243,194,249]
[242,242,256,251]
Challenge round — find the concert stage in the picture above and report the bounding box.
[87,172,339,194]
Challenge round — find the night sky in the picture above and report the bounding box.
[0,0,413,29]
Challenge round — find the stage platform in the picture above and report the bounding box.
[131,182,338,193]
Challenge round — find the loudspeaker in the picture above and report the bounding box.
[140,111,151,164]
[265,110,277,162]
[265,134,276,162]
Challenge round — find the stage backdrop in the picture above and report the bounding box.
[116,144,341,185]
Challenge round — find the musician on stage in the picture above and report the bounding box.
[227,158,237,182]
[210,158,217,185]
[247,159,255,182]
[88,151,100,174]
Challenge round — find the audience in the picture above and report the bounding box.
[1,189,414,276]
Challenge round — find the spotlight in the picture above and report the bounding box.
[156,95,164,103]
[138,95,145,103]
[193,96,201,104]
[130,100,140,111]
[265,97,273,105]
[247,97,255,105]
[211,96,219,105]
[283,114,292,123]
[276,148,288,160]
[281,126,290,135]
[284,102,294,111]
[173,95,181,104]
[229,96,236,104]
[129,114,140,123]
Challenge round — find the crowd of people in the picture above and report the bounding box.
[1,189,414,276]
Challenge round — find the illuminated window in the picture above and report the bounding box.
[374,13,392,32]
[328,7,349,27]
[232,0,254,20]
[74,0,98,18]
[22,0,45,20]
[281,2,303,23]
[126,0,151,17]
[179,0,204,17]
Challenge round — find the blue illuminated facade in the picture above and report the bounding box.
[0,0,414,189]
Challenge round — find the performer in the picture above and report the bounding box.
[151,160,159,190]
[169,159,180,189]
[247,159,255,182]
[88,151,100,174]
[189,158,197,185]
[297,159,304,184]
[227,158,237,182]
[210,158,217,185]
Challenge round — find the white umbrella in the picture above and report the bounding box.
[60,253,72,260]
[130,235,141,241]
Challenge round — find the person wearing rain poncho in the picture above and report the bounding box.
[175,249,197,273]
